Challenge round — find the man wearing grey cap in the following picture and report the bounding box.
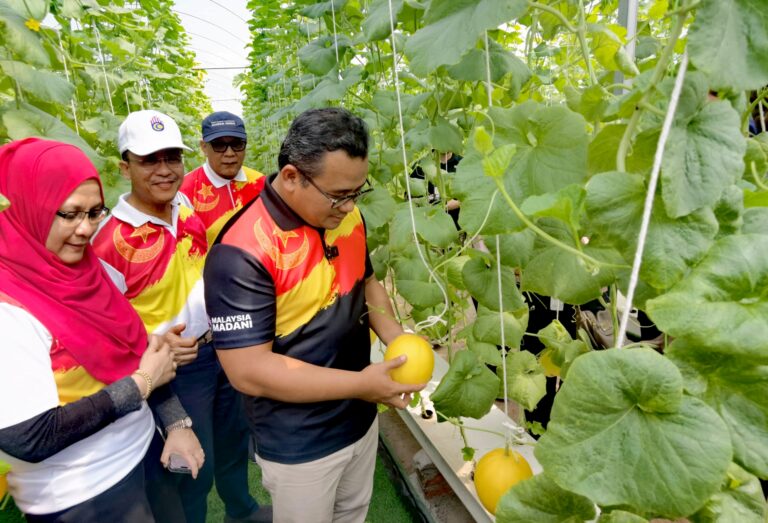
[181,111,266,245]
[92,110,271,523]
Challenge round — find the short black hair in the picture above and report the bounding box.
[278,108,368,178]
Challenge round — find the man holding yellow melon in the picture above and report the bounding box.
[204,108,426,523]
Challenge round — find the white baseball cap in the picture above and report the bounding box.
[118,110,192,155]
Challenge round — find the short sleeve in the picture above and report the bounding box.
[203,243,276,349]
[0,304,60,428]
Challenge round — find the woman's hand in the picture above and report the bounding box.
[164,323,199,367]
[134,335,176,394]
[160,428,204,479]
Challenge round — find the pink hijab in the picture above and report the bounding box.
[0,138,146,383]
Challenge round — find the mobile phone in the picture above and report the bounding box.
[168,453,192,474]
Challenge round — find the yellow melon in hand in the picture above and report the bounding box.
[383,334,434,384]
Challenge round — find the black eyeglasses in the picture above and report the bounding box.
[55,207,110,225]
[209,139,247,153]
[128,151,184,169]
[300,172,373,209]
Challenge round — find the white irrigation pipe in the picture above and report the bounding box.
[616,52,689,347]
[387,0,449,332]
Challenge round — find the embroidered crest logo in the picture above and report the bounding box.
[253,218,308,270]
[113,223,165,263]
[150,116,165,132]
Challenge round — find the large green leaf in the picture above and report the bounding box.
[297,35,351,76]
[0,60,74,104]
[585,171,718,290]
[691,463,767,523]
[453,152,524,235]
[491,103,589,198]
[520,183,584,231]
[403,0,528,76]
[486,230,536,268]
[2,104,103,169]
[429,117,463,153]
[521,220,619,305]
[536,348,732,517]
[5,0,47,19]
[742,207,768,233]
[389,205,458,250]
[293,67,362,111]
[300,0,347,18]
[666,341,768,478]
[587,124,656,176]
[688,0,768,91]
[0,2,50,66]
[496,473,596,523]
[446,38,531,86]
[597,511,648,523]
[662,99,746,218]
[461,256,524,312]
[496,350,546,411]
[473,304,528,349]
[430,349,499,419]
[646,234,768,364]
[357,187,396,231]
[393,253,445,308]
[361,0,403,41]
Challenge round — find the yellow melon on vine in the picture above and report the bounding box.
[474,448,533,514]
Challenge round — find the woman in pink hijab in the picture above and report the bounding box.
[0,139,200,522]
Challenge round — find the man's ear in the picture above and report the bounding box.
[199,139,207,154]
[279,164,301,189]
[118,160,131,181]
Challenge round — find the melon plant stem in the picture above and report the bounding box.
[493,178,628,270]
[616,7,687,171]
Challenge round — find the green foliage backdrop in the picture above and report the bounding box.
[239,0,768,520]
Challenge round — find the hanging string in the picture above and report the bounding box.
[93,25,115,115]
[387,0,449,332]
[617,52,689,346]
[484,30,511,422]
[305,19,316,88]
[329,0,342,82]
[56,31,80,135]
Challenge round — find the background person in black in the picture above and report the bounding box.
[409,151,462,230]
[204,108,424,523]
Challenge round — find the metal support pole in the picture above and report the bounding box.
[614,0,639,93]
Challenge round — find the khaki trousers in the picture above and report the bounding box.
[255,417,379,523]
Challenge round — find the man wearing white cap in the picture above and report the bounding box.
[91,110,270,523]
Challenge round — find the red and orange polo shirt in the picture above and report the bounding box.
[180,162,265,245]
[91,193,209,339]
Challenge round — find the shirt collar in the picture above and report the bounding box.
[203,161,247,188]
[261,173,309,231]
[111,193,184,234]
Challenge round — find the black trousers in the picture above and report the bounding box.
[26,429,186,523]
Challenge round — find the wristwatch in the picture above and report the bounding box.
[165,416,193,432]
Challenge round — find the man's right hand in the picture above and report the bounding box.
[165,323,198,366]
[359,356,426,409]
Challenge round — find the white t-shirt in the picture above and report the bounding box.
[0,302,154,515]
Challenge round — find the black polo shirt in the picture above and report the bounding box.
[204,175,376,464]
